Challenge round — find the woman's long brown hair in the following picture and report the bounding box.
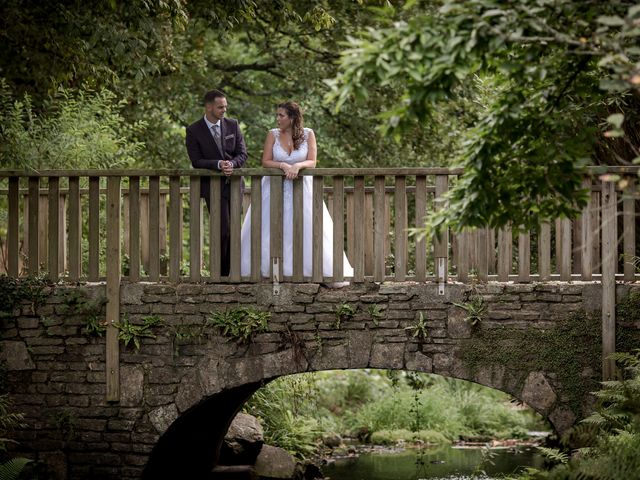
[278,101,304,150]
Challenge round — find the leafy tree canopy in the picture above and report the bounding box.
[328,0,640,232]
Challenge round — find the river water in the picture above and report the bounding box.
[322,445,544,480]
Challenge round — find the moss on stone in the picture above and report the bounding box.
[458,311,601,416]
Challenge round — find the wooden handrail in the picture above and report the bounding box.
[0,168,637,286]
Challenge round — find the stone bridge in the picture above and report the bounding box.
[3,280,639,480]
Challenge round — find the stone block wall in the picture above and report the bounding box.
[0,281,638,479]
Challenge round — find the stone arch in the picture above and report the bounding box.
[142,344,567,477]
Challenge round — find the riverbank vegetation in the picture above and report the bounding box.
[244,370,545,460]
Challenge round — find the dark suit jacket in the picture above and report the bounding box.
[185,117,247,199]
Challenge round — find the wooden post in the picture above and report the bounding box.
[88,177,100,281]
[581,178,593,280]
[518,229,531,283]
[190,177,201,282]
[434,175,449,291]
[373,176,385,282]
[601,180,616,380]
[497,226,512,282]
[623,178,636,281]
[477,228,488,282]
[7,177,19,277]
[28,177,40,275]
[210,178,222,281]
[394,176,407,282]
[332,176,345,282]
[250,176,262,282]
[312,176,324,283]
[353,176,365,282]
[148,176,160,282]
[48,177,60,281]
[415,176,427,282]
[68,177,82,281]
[293,179,304,281]
[130,177,141,282]
[229,176,242,282]
[539,223,551,281]
[269,176,283,281]
[106,176,121,402]
[169,176,181,282]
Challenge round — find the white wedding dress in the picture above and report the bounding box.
[240,128,354,278]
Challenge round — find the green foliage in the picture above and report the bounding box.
[83,316,107,338]
[329,0,640,232]
[0,395,25,452]
[537,446,569,466]
[0,274,49,317]
[207,307,270,344]
[453,295,487,326]
[115,314,164,350]
[367,304,385,326]
[0,81,145,169]
[0,458,32,480]
[370,428,449,446]
[405,312,429,340]
[334,303,356,329]
[53,409,77,443]
[244,375,322,460]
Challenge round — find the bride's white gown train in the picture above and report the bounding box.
[240,128,354,278]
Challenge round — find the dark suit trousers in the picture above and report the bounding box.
[203,190,230,277]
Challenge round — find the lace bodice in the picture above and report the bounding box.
[272,128,311,165]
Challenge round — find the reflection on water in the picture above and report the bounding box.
[322,445,544,480]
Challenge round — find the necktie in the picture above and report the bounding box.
[212,124,222,152]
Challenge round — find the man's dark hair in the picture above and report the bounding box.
[204,89,226,104]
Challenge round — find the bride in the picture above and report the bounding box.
[240,101,353,281]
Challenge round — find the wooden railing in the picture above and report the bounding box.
[0,168,637,285]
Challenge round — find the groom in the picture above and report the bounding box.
[185,89,247,277]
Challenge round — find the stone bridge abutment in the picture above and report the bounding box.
[1,281,639,479]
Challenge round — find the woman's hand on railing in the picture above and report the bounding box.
[280,163,300,180]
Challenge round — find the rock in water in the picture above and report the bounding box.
[254,445,297,479]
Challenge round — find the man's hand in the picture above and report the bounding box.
[221,160,234,176]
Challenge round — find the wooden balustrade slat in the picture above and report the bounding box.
[573,216,582,276]
[518,230,531,283]
[488,229,496,275]
[129,177,141,281]
[497,226,511,281]
[434,175,449,284]
[332,176,345,282]
[560,218,572,281]
[209,178,222,281]
[27,178,39,275]
[88,177,100,280]
[140,193,149,276]
[148,177,160,282]
[270,176,283,280]
[415,176,427,281]
[68,177,82,281]
[168,177,181,282]
[250,177,262,281]
[159,193,168,276]
[591,191,601,274]
[580,178,593,280]
[353,176,365,282]
[8,178,19,277]
[394,177,407,282]
[623,178,636,281]
[456,231,469,282]
[601,180,617,380]
[312,176,323,283]
[346,191,354,264]
[293,179,304,281]
[189,177,201,282]
[105,176,121,401]
[539,223,551,281]
[477,228,488,282]
[47,177,60,281]
[373,177,385,282]
[364,192,374,276]
[229,177,242,282]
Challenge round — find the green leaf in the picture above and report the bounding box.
[606,113,624,129]
[597,15,625,26]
